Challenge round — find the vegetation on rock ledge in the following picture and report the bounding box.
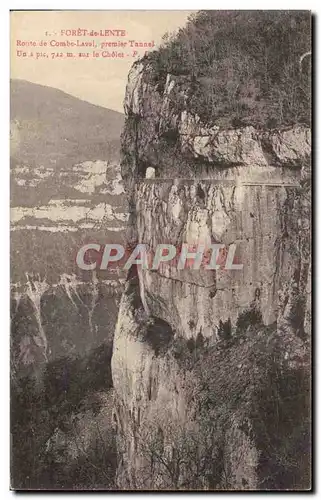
[146,11,311,128]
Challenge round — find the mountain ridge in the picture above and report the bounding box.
[11,79,124,169]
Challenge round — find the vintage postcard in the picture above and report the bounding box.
[10,10,311,491]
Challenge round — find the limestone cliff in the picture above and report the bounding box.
[112,56,311,490]
[11,81,127,374]
[10,81,126,489]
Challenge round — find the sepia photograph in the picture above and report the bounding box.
[10,9,311,491]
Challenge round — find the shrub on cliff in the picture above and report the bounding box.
[147,11,311,128]
[134,326,310,490]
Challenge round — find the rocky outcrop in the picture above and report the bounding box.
[11,273,123,373]
[10,158,127,375]
[112,60,311,490]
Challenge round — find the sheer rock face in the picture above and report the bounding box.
[11,81,128,376]
[10,158,127,374]
[112,60,311,490]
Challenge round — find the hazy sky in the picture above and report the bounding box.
[11,11,193,112]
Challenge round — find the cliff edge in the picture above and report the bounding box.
[111,11,311,490]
